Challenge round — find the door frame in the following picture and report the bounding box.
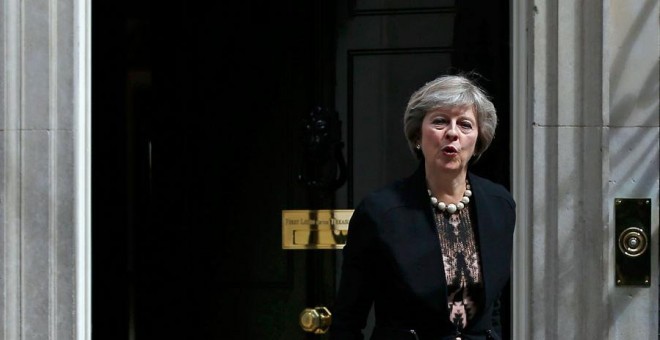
[75,0,92,338]
[73,1,533,339]
[511,0,531,339]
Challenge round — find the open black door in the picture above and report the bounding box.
[93,1,341,339]
[333,1,511,338]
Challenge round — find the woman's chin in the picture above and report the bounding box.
[433,162,465,173]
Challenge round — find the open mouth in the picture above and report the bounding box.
[442,145,459,156]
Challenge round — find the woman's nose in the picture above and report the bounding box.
[445,123,459,139]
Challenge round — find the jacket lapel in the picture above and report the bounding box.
[468,173,496,306]
[407,164,450,313]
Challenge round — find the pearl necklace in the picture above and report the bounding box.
[427,181,472,214]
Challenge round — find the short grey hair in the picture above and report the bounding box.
[403,74,498,162]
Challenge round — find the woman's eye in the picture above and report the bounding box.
[432,118,448,125]
[460,121,473,129]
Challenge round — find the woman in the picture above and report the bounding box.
[329,74,516,340]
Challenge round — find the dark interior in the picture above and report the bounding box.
[92,1,510,339]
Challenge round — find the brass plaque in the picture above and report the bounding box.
[614,198,651,286]
[282,210,354,249]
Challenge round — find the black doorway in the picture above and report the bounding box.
[92,1,339,339]
[92,1,511,339]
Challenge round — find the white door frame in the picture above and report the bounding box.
[72,2,529,339]
[75,0,92,338]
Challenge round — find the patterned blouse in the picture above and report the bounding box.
[433,206,483,330]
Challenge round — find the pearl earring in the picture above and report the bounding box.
[416,144,421,150]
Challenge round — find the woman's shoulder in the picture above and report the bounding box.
[356,176,419,213]
[468,172,515,206]
[359,179,405,204]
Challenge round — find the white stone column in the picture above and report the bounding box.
[514,0,659,339]
[604,0,659,339]
[0,0,91,339]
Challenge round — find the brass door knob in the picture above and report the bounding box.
[299,306,332,334]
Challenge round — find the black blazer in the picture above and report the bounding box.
[330,163,516,340]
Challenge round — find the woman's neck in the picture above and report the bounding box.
[425,166,468,202]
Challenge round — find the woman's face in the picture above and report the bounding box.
[419,106,479,174]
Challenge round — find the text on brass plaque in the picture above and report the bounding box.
[282,209,353,249]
